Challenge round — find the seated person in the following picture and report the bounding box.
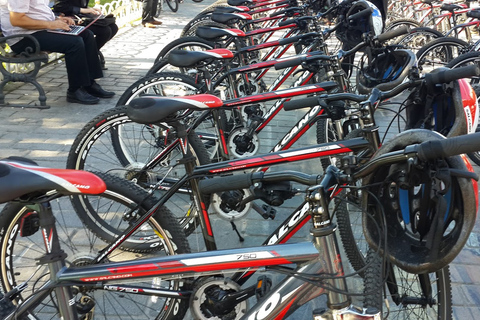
[0,0,114,105]
[53,0,119,68]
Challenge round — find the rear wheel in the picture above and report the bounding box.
[416,37,469,75]
[66,107,211,237]
[396,27,444,54]
[0,174,190,320]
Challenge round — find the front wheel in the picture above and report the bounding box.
[0,174,190,320]
[363,249,452,319]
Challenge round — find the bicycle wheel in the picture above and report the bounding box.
[66,107,211,236]
[332,129,371,274]
[0,173,190,320]
[363,249,452,319]
[165,0,179,12]
[416,37,469,75]
[396,27,444,54]
[316,118,340,172]
[385,18,421,32]
[154,0,163,18]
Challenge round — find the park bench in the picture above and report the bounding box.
[0,32,52,109]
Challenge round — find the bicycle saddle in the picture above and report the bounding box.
[168,49,234,67]
[196,26,246,40]
[211,12,253,24]
[0,157,106,203]
[127,94,224,124]
[440,3,466,12]
[227,0,253,6]
[467,9,480,19]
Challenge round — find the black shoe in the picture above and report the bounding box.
[67,88,100,105]
[85,82,115,98]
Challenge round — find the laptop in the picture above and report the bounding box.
[48,14,104,35]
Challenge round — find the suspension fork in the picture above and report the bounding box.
[309,166,350,309]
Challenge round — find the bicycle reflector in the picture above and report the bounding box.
[362,129,478,274]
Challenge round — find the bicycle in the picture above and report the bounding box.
[1,67,479,318]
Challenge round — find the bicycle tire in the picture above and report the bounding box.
[363,249,452,319]
[416,37,469,74]
[396,27,444,54]
[0,173,190,320]
[445,51,480,165]
[66,106,211,236]
[384,18,421,32]
[316,118,340,172]
[165,0,179,12]
[332,128,370,275]
[154,0,163,18]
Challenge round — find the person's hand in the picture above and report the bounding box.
[49,19,71,31]
[58,16,75,26]
[80,7,102,15]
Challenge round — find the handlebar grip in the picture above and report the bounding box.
[278,18,295,27]
[425,65,480,86]
[376,25,409,43]
[348,7,373,23]
[274,56,303,69]
[199,172,263,194]
[283,96,319,111]
[278,34,302,45]
[417,132,480,161]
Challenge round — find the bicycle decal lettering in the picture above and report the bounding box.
[6,224,18,287]
[267,202,309,245]
[42,228,53,253]
[273,105,321,152]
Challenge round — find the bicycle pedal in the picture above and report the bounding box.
[261,205,276,220]
[255,276,272,300]
[19,211,39,237]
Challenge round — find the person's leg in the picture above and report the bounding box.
[12,30,111,104]
[78,30,103,81]
[88,25,112,50]
[142,0,154,24]
[142,0,162,27]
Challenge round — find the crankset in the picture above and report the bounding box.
[211,188,253,220]
[228,128,260,158]
[190,277,248,320]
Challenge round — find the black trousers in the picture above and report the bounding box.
[11,29,103,91]
[89,23,119,50]
[142,0,159,23]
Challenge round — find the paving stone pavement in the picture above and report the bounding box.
[1,2,480,318]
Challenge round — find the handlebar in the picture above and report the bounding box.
[347,7,373,23]
[376,25,409,43]
[416,132,480,161]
